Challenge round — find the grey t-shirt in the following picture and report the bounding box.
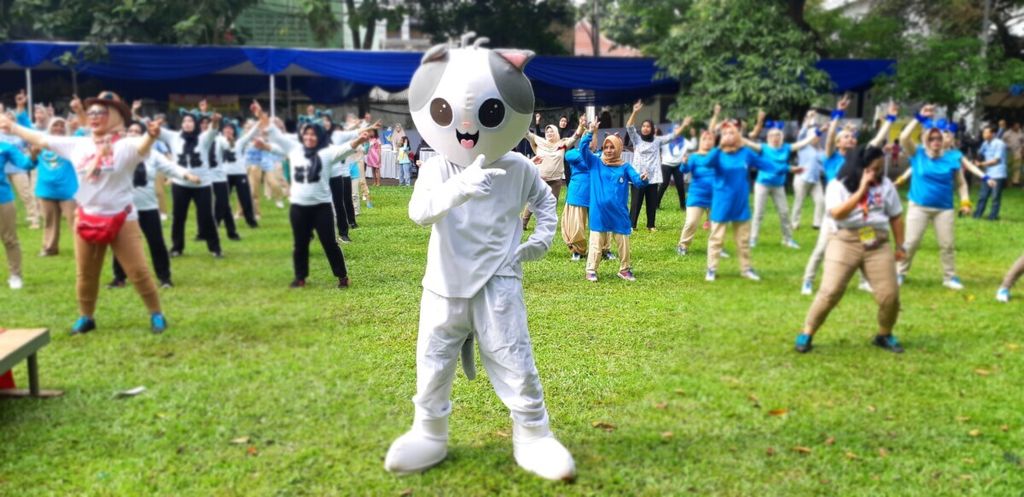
[825,177,902,232]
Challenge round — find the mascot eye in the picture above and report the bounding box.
[430,98,453,127]
[478,99,505,128]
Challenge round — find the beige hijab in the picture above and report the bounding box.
[602,134,625,166]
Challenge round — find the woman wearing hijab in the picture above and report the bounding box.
[578,120,649,282]
[522,117,585,229]
[254,101,369,288]
[625,100,690,231]
[28,117,78,256]
[795,145,906,354]
[800,96,895,295]
[110,122,203,289]
[158,102,222,257]
[0,91,169,334]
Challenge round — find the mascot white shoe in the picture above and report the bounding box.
[385,33,575,482]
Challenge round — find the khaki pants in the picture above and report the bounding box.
[155,172,168,216]
[1010,150,1021,185]
[1001,253,1024,289]
[523,180,561,225]
[804,230,899,333]
[40,199,76,255]
[751,183,792,242]
[74,220,161,317]
[897,203,956,280]
[586,231,630,273]
[791,179,824,229]
[0,202,21,278]
[561,204,589,255]
[707,221,752,272]
[677,206,706,249]
[8,172,39,226]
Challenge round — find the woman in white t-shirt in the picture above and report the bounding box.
[0,91,169,334]
[795,145,906,354]
[158,105,221,257]
[255,101,370,288]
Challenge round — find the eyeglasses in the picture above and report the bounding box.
[927,136,943,143]
[86,109,109,117]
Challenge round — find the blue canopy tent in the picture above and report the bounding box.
[0,41,895,115]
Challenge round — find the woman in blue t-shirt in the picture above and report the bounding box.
[893,105,994,290]
[29,118,78,256]
[741,112,818,249]
[676,129,720,256]
[701,119,793,282]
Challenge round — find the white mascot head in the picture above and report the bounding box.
[409,37,535,167]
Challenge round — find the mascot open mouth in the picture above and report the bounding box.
[456,129,479,149]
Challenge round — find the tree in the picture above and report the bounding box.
[626,0,830,119]
[413,0,575,55]
[874,35,1024,115]
[0,0,256,58]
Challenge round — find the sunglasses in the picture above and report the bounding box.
[86,109,109,117]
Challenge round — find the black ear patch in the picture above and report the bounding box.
[409,44,450,112]
[487,50,534,115]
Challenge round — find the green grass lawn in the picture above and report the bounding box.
[2,184,1023,496]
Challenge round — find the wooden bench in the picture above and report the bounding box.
[0,328,62,398]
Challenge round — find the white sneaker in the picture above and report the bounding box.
[513,424,576,481]
[275,200,285,209]
[8,275,23,290]
[741,269,761,282]
[749,237,757,248]
[384,417,448,475]
[996,288,1010,303]
[720,249,730,259]
[858,280,873,293]
[159,213,168,222]
[943,276,964,291]
[783,238,801,249]
[801,280,813,296]
[705,269,716,281]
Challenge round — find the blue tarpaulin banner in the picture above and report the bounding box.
[0,41,895,106]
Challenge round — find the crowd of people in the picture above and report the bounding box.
[0,89,1021,352]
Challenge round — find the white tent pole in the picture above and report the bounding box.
[71,69,79,97]
[25,69,34,124]
[269,75,276,119]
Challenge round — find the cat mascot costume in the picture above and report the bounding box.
[384,35,575,481]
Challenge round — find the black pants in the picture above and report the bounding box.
[212,181,238,238]
[171,184,221,254]
[227,174,257,228]
[329,175,350,238]
[657,164,686,211]
[290,203,347,281]
[343,177,357,227]
[113,209,170,282]
[630,184,660,229]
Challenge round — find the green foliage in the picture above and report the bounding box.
[873,36,991,113]
[413,0,575,55]
[647,0,830,119]
[0,0,257,59]
[805,5,906,59]
[598,0,693,54]
[2,186,1024,496]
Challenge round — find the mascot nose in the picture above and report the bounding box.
[461,121,471,129]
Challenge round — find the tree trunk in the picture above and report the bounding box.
[345,0,362,49]
[362,16,376,49]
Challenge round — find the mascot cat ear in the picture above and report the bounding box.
[421,44,449,64]
[492,49,535,72]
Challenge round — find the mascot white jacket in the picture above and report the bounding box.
[384,37,575,482]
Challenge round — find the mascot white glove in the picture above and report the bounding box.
[454,154,506,199]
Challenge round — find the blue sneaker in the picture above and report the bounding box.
[996,287,1010,303]
[872,334,904,354]
[677,246,688,256]
[71,316,96,335]
[795,333,813,353]
[150,313,168,334]
[897,273,905,287]
[741,269,762,282]
[705,269,716,282]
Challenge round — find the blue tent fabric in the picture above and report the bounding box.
[1,41,896,106]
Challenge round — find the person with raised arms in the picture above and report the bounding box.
[893,106,995,290]
[0,91,170,334]
[625,99,691,232]
[795,145,906,354]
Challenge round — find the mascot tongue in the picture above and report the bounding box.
[460,138,475,149]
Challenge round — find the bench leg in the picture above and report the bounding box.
[28,353,39,397]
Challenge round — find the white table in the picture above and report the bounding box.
[380,149,398,179]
